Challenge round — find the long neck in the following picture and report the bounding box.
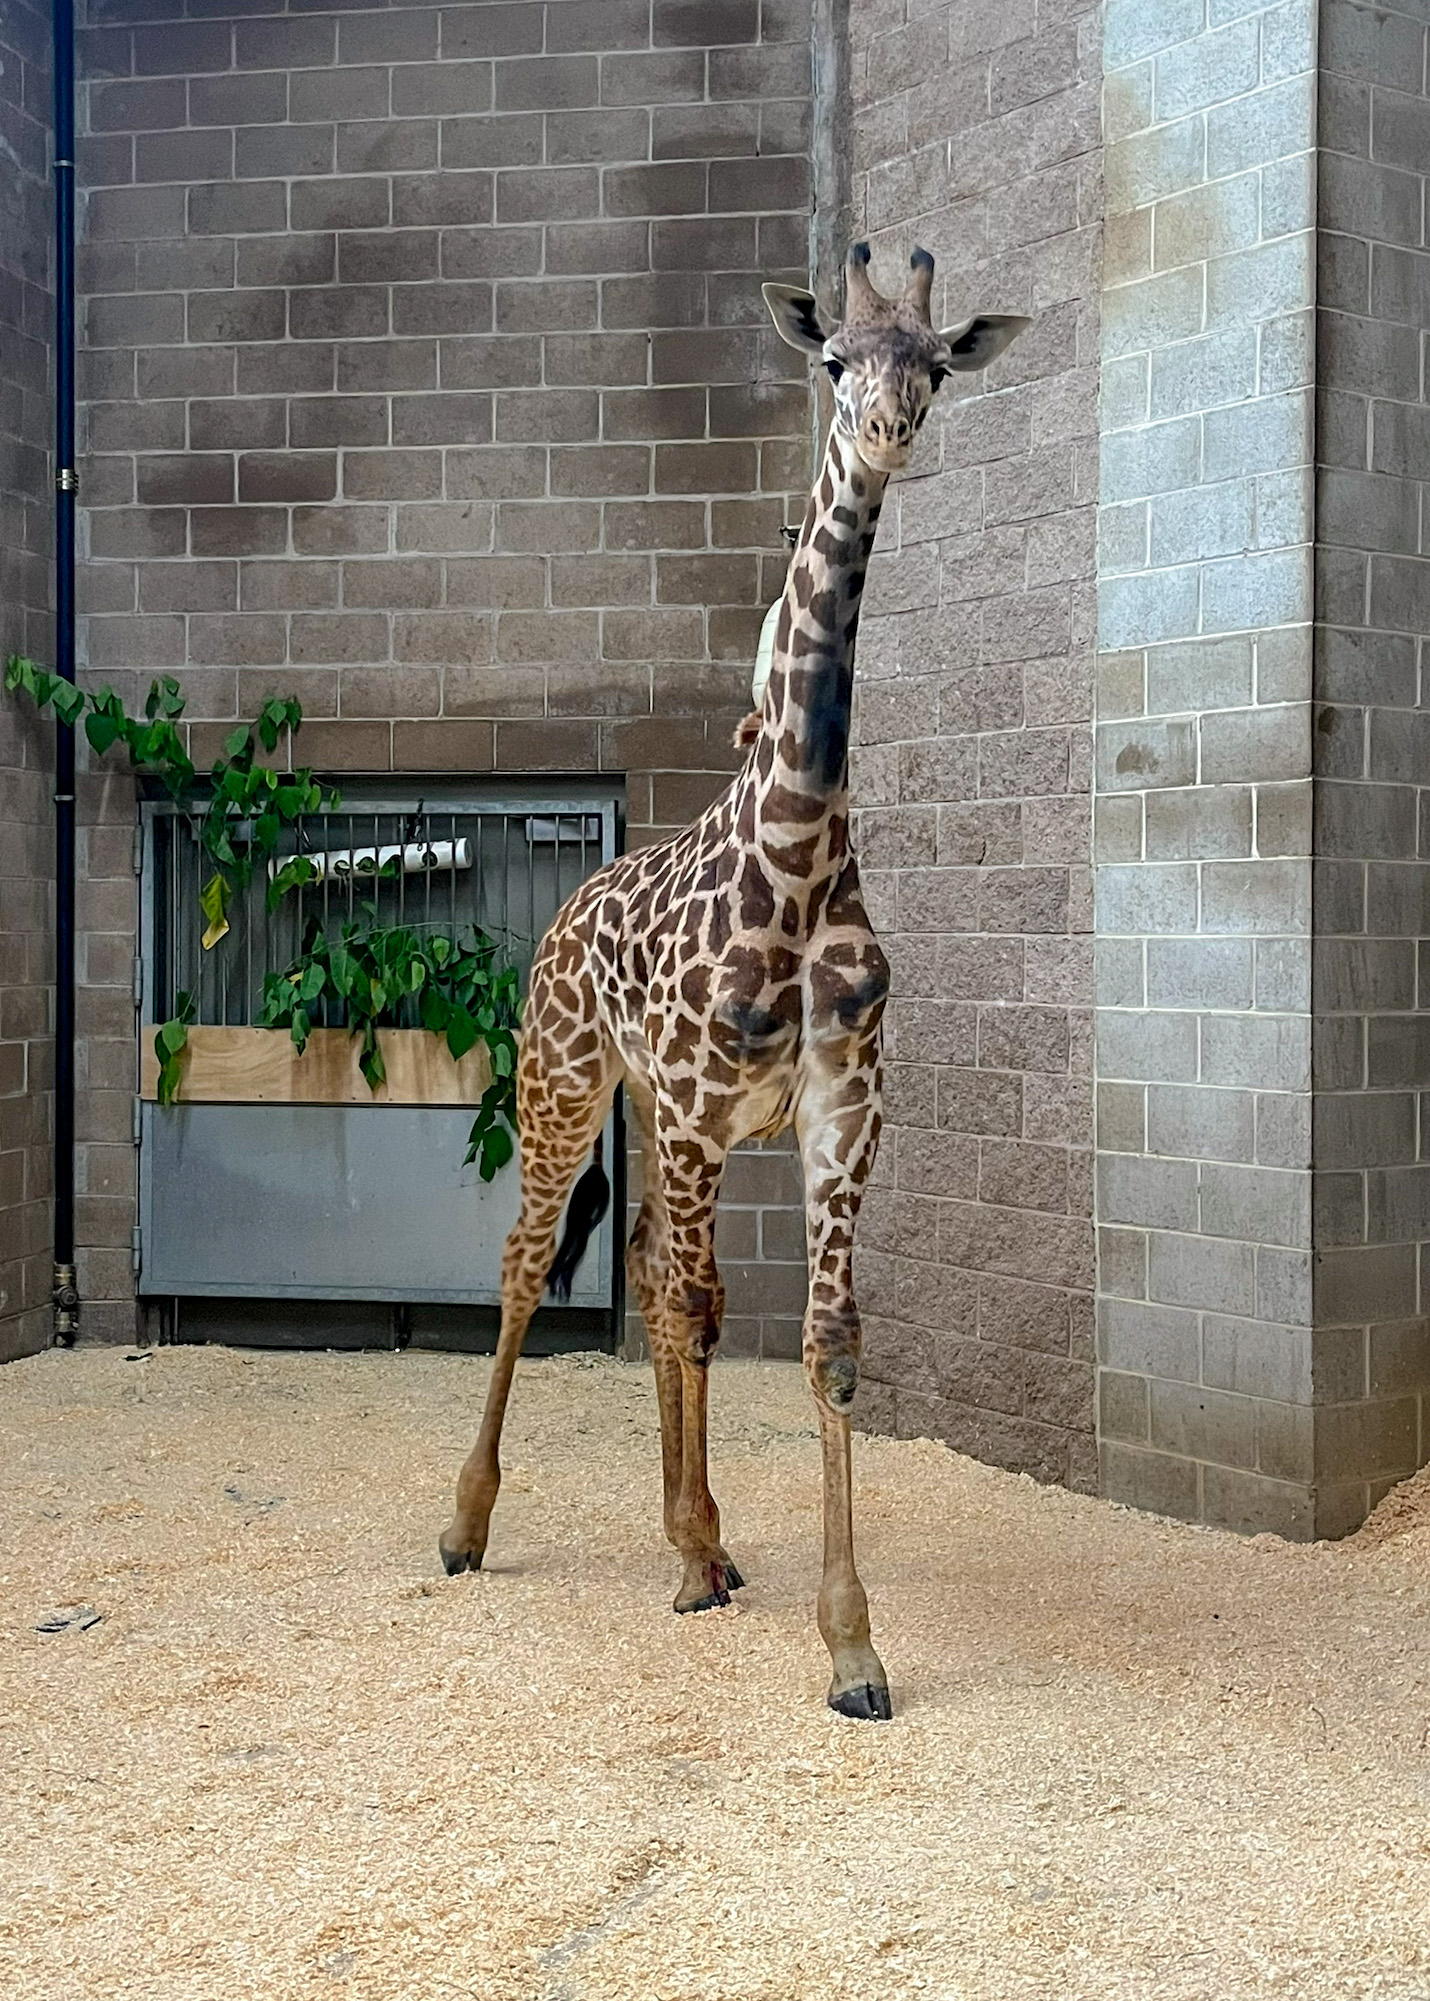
[742,425,887,881]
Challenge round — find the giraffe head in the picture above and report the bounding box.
[763,243,1029,475]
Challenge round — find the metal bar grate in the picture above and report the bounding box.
[150,794,610,1024]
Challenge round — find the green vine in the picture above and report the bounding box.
[4,656,522,1178]
[258,918,520,1180]
[154,991,196,1108]
[4,655,337,948]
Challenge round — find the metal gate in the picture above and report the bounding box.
[135,778,622,1348]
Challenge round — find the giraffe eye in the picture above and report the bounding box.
[929,366,948,394]
[824,357,845,383]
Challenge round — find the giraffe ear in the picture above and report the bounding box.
[762,283,832,356]
[937,313,1031,372]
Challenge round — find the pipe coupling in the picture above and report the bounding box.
[52,1262,79,1345]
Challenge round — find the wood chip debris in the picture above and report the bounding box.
[1,1344,1427,2000]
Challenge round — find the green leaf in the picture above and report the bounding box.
[84,711,123,756]
[446,1004,479,1061]
[224,724,251,760]
[153,991,196,1109]
[256,697,297,755]
[265,854,317,910]
[199,872,231,950]
[156,1016,188,1058]
[146,675,186,721]
[52,682,85,727]
[327,942,359,998]
[299,960,326,1004]
[475,1126,509,1181]
[359,1034,386,1092]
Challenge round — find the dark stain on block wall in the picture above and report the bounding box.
[72,0,817,1348]
[0,0,56,1362]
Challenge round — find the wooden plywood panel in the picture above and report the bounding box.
[138,1026,494,1105]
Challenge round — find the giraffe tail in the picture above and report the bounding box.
[545,1133,611,1301]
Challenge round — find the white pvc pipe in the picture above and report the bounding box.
[267,838,473,883]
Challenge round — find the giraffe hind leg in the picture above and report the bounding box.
[630,1222,747,1601]
[439,1029,615,1577]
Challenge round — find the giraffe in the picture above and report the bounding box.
[440,243,1028,1720]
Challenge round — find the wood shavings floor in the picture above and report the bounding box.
[2,1346,1428,2001]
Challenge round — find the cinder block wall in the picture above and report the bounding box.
[1093,0,1430,1534]
[0,0,55,1364]
[1094,0,1321,1533]
[845,0,1102,1488]
[1311,0,1430,1518]
[72,0,818,1348]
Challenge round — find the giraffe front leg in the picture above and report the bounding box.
[796,1050,891,1719]
[629,1092,745,1596]
[814,1398,890,1718]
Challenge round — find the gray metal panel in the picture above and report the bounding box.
[138,1101,615,1308]
[136,778,621,1311]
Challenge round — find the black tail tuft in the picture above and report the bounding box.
[545,1135,611,1302]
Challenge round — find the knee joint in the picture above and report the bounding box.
[669,1278,723,1363]
[805,1303,862,1410]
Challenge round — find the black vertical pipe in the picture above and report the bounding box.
[52,0,79,1344]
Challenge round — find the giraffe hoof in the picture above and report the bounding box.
[675,1582,731,1615]
[674,1555,743,1613]
[438,1535,484,1577]
[828,1681,894,1722]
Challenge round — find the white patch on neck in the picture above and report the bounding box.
[751,595,782,709]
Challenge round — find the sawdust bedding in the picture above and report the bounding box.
[1,1344,1428,2001]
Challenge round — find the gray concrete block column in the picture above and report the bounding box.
[1095,0,1430,1536]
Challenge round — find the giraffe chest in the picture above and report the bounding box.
[648,930,802,1079]
[593,886,799,1134]
[590,841,886,1146]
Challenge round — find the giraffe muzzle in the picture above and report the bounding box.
[855,418,914,474]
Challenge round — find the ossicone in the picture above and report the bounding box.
[904,245,935,318]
